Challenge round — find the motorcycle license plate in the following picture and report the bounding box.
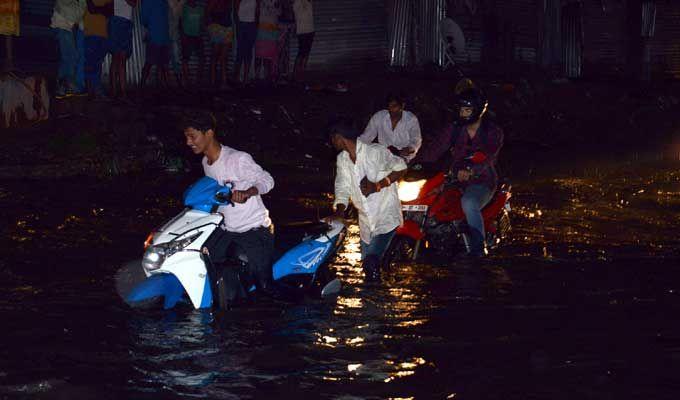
[402,204,428,212]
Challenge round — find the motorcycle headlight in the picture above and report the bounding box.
[142,232,201,272]
[397,180,426,202]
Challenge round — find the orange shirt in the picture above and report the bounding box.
[83,0,112,37]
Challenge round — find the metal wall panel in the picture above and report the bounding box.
[20,0,388,80]
[581,0,626,76]
[648,0,680,79]
[415,0,447,66]
[561,1,583,78]
[539,0,561,68]
[388,0,447,68]
[19,0,53,18]
[496,0,538,64]
[388,0,412,67]
[101,4,144,86]
[446,10,481,64]
[641,0,656,37]
[295,0,389,73]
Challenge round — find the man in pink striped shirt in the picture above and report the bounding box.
[182,111,276,292]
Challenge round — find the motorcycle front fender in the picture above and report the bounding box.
[396,220,426,241]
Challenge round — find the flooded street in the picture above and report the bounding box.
[1,151,679,399]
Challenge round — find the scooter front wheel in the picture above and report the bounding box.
[216,267,246,310]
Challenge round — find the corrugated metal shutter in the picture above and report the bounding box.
[496,0,538,64]
[561,1,582,78]
[582,0,626,76]
[447,10,481,64]
[102,4,145,86]
[539,0,562,69]
[387,0,413,67]
[289,0,388,73]
[415,0,447,66]
[20,0,54,18]
[641,0,656,37]
[387,0,447,68]
[649,0,680,79]
[17,0,57,73]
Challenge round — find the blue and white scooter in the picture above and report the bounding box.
[124,177,346,310]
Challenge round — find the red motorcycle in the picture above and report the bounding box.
[383,161,512,264]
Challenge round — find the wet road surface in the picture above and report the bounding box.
[1,157,679,399]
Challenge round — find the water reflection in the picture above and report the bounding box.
[507,162,680,260]
[1,160,679,399]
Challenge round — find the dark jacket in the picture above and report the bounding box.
[415,119,503,187]
[450,119,503,190]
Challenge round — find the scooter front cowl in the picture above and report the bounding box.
[126,273,185,309]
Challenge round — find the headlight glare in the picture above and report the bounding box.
[142,232,201,272]
[398,180,426,202]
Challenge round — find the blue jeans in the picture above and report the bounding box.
[55,27,85,91]
[236,21,257,63]
[85,35,109,92]
[360,229,396,261]
[461,184,494,255]
[170,39,181,73]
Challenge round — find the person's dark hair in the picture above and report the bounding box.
[386,92,406,106]
[327,116,360,140]
[180,110,217,133]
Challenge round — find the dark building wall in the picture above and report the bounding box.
[15,0,388,77]
[445,0,538,70]
[17,0,57,74]
[649,0,680,79]
[305,0,388,73]
[14,0,680,80]
[581,0,627,78]
[579,0,680,80]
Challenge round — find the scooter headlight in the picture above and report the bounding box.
[142,232,202,272]
[397,179,426,202]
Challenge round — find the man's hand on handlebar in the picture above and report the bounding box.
[231,187,258,203]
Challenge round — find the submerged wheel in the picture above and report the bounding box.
[216,267,246,310]
[382,235,416,271]
[486,209,511,249]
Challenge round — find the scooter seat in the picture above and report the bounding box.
[276,220,330,240]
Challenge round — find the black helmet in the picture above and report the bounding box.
[456,88,488,124]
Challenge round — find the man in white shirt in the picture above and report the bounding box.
[329,118,407,281]
[182,111,276,292]
[359,93,422,163]
[292,0,314,82]
[234,0,260,83]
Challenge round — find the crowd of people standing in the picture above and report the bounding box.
[51,0,316,100]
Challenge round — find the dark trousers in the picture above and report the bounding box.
[208,226,274,289]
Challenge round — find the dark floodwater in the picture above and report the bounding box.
[1,158,680,400]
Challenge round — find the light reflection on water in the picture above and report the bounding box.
[1,161,679,398]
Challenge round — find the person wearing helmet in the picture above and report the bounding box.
[449,87,504,257]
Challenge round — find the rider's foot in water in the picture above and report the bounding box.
[256,280,288,300]
[362,255,382,283]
